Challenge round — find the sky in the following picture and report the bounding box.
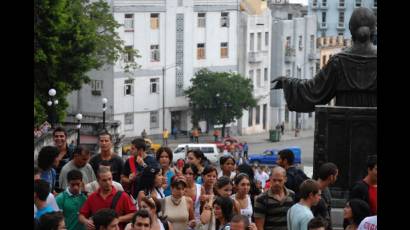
[289,0,308,5]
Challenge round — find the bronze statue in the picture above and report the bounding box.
[272,7,377,112]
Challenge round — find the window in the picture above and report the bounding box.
[124,79,134,96]
[198,13,206,27]
[285,106,289,122]
[150,13,159,29]
[150,78,159,93]
[316,62,320,74]
[286,69,291,77]
[355,0,361,7]
[265,32,269,46]
[297,67,301,79]
[312,0,317,7]
[339,12,344,27]
[338,32,343,36]
[286,36,291,48]
[178,0,183,7]
[264,68,268,81]
[288,14,292,20]
[125,113,134,125]
[90,80,103,96]
[257,69,261,87]
[339,0,345,7]
[322,12,327,25]
[310,35,315,50]
[249,69,254,86]
[150,111,159,129]
[220,42,228,58]
[310,66,314,78]
[374,0,377,7]
[298,35,303,50]
[221,12,230,27]
[250,33,255,51]
[124,14,134,32]
[322,55,327,66]
[248,108,253,126]
[322,0,327,7]
[309,112,313,118]
[197,43,205,59]
[257,32,262,51]
[124,46,134,62]
[255,106,260,125]
[263,104,267,130]
[150,45,160,62]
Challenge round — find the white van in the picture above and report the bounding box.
[173,143,221,164]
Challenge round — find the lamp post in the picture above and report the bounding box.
[162,65,181,133]
[47,88,58,128]
[76,113,83,146]
[102,98,108,130]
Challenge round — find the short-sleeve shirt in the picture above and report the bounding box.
[35,205,54,220]
[122,155,159,177]
[89,154,124,182]
[40,168,57,192]
[56,189,87,230]
[311,187,332,230]
[254,188,295,230]
[287,203,314,230]
[80,186,136,230]
[59,161,96,190]
[163,168,175,197]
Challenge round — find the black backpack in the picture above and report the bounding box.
[286,167,309,195]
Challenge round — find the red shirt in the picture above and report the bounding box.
[368,185,377,214]
[80,186,137,230]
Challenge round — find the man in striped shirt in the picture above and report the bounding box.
[254,166,296,230]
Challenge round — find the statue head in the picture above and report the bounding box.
[349,7,377,43]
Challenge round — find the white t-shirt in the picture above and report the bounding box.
[254,170,269,188]
[358,216,377,230]
[287,203,314,230]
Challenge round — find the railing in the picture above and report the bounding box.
[285,47,296,63]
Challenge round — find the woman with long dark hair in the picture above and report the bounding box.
[232,173,253,222]
[136,165,164,208]
[197,196,234,230]
[156,147,175,197]
[214,176,240,214]
[183,163,202,222]
[343,199,371,230]
[236,163,261,209]
[199,165,218,212]
[187,149,210,183]
[218,155,236,180]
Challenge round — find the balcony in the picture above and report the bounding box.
[337,23,345,30]
[284,47,296,63]
[338,4,346,10]
[248,51,263,63]
[320,22,327,30]
[321,4,328,9]
[311,4,319,10]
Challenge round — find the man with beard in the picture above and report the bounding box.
[254,166,295,230]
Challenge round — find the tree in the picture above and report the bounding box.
[34,0,139,126]
[185,69,257,138]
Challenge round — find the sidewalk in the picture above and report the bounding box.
[131,129,314,149]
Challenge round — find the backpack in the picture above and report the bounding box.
[286,167,309,195]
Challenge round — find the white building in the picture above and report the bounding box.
[67,0,241,137]
[236,0,272,135]
[270,14,318,130]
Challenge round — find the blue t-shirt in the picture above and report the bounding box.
[164,169,175,197]
[287,203,314,230]
[35,205,54,219]
[40,168,56,192]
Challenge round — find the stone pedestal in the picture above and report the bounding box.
[313,106,377,200]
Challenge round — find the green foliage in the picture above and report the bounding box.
[34,0,140,126]
[185,69,257,136]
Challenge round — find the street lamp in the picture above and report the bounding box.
[102,98,108,130]
[47,88,58,128]
[75,113,83,146]
[162,65,181,133]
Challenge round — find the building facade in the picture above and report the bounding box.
[68,0,286,138]
[237,0,272,135]
[307,0,377,38]
[269,14,318,130]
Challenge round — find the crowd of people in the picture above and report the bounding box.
[34,127,377,230]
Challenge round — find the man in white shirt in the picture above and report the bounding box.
[254,166,269,190]
[287,179,321,230]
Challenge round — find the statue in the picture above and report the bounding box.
[272,7,377,112]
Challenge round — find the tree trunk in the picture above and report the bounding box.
[222,123,226,138]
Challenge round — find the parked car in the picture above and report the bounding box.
[173,143,221,164]
[248,146,302,166]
